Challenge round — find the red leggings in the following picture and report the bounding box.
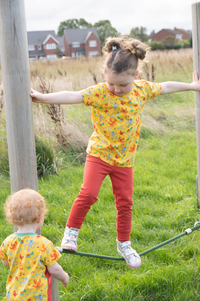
[66,155,133,242]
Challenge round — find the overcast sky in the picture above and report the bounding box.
[25,0,196,35]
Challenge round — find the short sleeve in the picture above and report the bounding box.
[80,83,105,107]
[134,80,161,101]
[43,240,61,267]
[0,240,8,261]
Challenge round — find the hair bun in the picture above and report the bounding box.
[104,37,122,53]
[103,35,149,75]
[129,39,149,60]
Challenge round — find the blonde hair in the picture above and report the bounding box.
[4,189,48,226]
[103,36,150,75]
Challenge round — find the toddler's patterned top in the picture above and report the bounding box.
[81,80,161,167]
[0,233,61,301]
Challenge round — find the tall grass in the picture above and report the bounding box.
[29,48,194,165]
[0,49,199,300]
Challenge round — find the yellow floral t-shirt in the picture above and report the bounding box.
[81,80,161,167]
[0,233,61,301]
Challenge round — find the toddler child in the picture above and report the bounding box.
[30,36,200,269]
[0,188,69,300]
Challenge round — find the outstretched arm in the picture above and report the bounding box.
[160,71,200,94]
[47,262,69,287]
[30,88,83,104]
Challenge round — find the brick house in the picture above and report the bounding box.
[27,30,61,60]
[63,28,101,58]
[151,28,191,45]
[174,28,191,40]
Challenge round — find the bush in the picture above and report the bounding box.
[0,132,57,179]
[0,130,9,176]
[35,136,57,178]
[165,44,182,50]
[189,36,192,47]
[149,41,164,50]
[180,39,190,48]
[162,35,175,45]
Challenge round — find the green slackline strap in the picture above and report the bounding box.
[57,223,200,261]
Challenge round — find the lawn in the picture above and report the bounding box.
[1,49,200,300]
[1,129,200,300]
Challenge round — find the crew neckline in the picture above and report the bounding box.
[14,232,38,237]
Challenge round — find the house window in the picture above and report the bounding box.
[46,54,57,59]
[45,43,56,50]
[28,45,35,51]
[72,42,80,48]
[89,40,97,47]
[38,45,42,50]
[72,53,75,57]
[88,51,98,56]
[176,34,182,41]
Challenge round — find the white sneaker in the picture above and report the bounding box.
[61,227,79,251]
[117,240,141,269]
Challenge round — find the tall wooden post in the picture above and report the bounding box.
[192,2,200,207]
[0,1,59,299]
[0,0,37,193]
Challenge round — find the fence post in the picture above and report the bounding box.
[0,1,59,299]
[192,2,200,207]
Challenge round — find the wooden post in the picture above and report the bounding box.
[0,1,59,300]
[0,0,37,193]
[192,2,200,207]
[52,279,59,300]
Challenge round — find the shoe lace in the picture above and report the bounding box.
[68,228,78,240]
[121,242,138,258]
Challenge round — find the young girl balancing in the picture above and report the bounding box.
[31,36,200,269]
[0,189,69,300]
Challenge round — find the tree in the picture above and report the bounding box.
[78,18,92,29]
[129,27,148,42]
[92,20,118,45]
[57,18,92,36]
[57,18,119,46]
[162,35,175,46]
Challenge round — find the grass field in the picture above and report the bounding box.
[1,49,200,300]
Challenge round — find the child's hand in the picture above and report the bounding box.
[62,273,69,287]
[192,71,200,91]
[30,88,44,103]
